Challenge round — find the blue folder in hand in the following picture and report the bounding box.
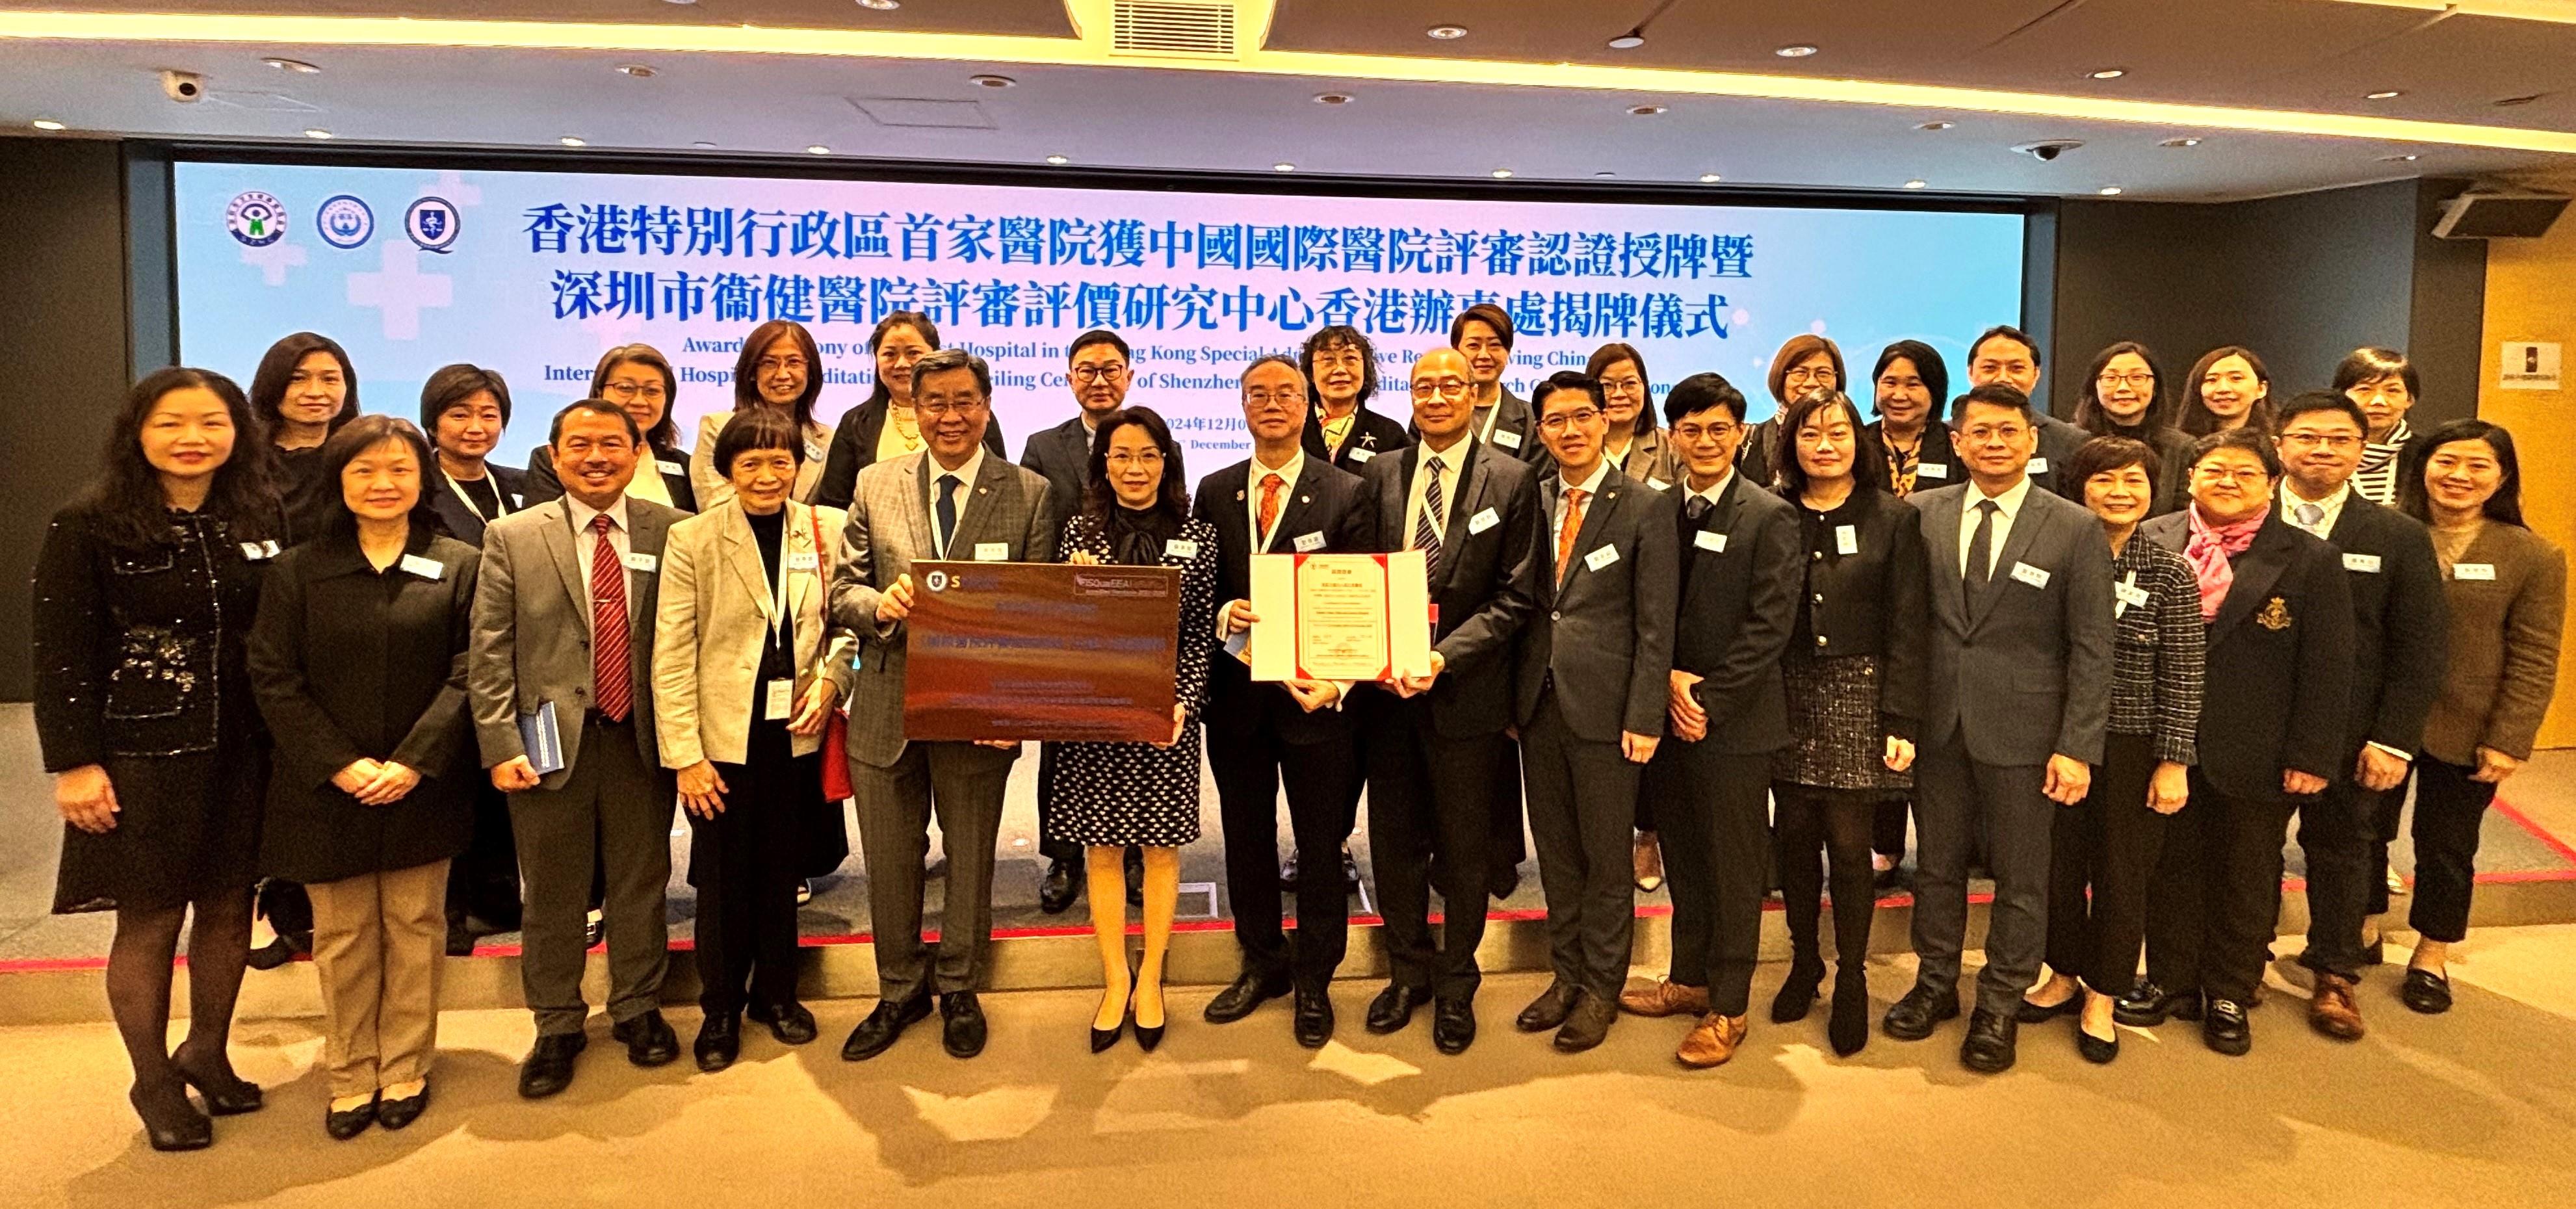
[517,701,566,775]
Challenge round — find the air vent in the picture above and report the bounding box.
[1112,1,1239,59]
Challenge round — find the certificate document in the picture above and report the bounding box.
[1246,551,1434,682]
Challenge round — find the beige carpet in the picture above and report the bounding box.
[5,930,2573,1209]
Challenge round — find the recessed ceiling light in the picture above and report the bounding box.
[970,74,1015,88]
[1918,120,1955,131]
[1776,44,1819,58]
[559,135,587,147]
[660,0,696,5]
[857,0,902,10]
[2495,93,2546,107]
[1427,25,1468,40]
[1594,170,1617,177]
[1698,172,1723,183]
[2098,186,2125,196]
[2087,68,2127,80]
[1490,168,1514,179]
[2160,136,2204,148]
[1046,153,1070,165]
[1273,162,1295,172]
[304,127,332,139]
[261,57,319,74]
[1628,104,1666,116]
[1313,92,1352,105]
[1607,30,1646,50]
[2380,153,2421,162]
[692,140,717,149]
[32,118,66,131]
[807,144,832,155]
[615,64,656,78]
[1903,179,1928,189]
[2365,90,2403,100]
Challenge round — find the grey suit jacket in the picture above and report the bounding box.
[826,450,1060,768]
[1911,480,2114,767]
[1513,464,1680,741]
[469,495,682,789]
[651,500,858,768]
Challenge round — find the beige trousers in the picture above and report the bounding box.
[306,859,450,1098]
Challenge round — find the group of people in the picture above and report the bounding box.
[34,302,2563,1152]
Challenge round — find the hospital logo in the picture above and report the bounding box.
[925,571,952,592]
[224,191,287,246]
[315,195,374,250]
[405,196,460,253]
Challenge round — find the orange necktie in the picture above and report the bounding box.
[1257,472,1284,546]
[1555,487,1588,586]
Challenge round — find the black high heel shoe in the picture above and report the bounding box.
[1091,988,1130,1054]
[1134,981,1167,1054]
[245,935,298,972]
[130,1077,213,1152]
[173,1047,264,1115]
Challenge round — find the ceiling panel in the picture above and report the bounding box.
[0,0,1079,36]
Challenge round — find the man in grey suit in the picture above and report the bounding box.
[1888,381,2114,1073]
[829,348,1060,1062]
[1511,370,1679,1055]
[1019,328,1151,914]
[470,398,686,1098]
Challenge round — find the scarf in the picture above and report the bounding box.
[2352,417,2412,506]
[1102,500,1182,567]
[2183,503,2267,621]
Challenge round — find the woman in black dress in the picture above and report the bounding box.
[33,367,285,1150]
[248,416,478,1138]
[1765,388,1927,1058]
[1050,407,1217,1053]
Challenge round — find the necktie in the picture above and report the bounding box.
[1257,473,1284,547]
[1684,495,1710,523]
[1555,487,1589,587]
[2295,500,2325,533]
[589,513,632,722]
[1964,497,1999,611]
[1414,456,1446,572]
[935,473,961,557]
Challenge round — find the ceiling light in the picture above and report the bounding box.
[807,144,832,155]
[857,0,902,9]
[1698,172,1723,183]
[1594,170,1617,177]
[692,140,717,149]
[616,63,656,77]
[1918,120,1955,131]
[2087,68,2127,80]
[1607,29,1646,50]
[304,127,332,139]
[2365,90,2403,100]
[2380,153,2421,162]
[2098,186,2125,195]
[660,0,695,5]
[1628,104,1666,116]
[559,135,587,147]
[1775,44,1819,58]
[1490,168,1514,178]
[2495,93,2546,107]
[2160,136,2204,147]
[32,118,66,131]
[1273,162,1295,172]
[1046,153,1069,165]
[1427,25,1468,40]
[970,74,1015,88]
[261,57,319,73]
[1313,92,1351,105]
[1903,179,1927,189]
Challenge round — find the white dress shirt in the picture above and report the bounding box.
[1684,466,1734,514]
[1245,448,1306,552]
[1958,474,2034,581]
[563,493,634,634]
[927,445,986,557]
[1404,438,1470,551]
[2280,480,2352,541]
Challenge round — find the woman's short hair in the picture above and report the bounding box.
[2064,435,2161,491]
[2399,417,2525,528]
[1082,406,1191,521]
[1767,334,1847,406]
[732,318,825,428]
[1299,326,1377,409]
[1585,342,1655,436]
[592,344,679,451]
[1771,389,1888,503]
[316,414,443,540]
[2332,346,2419,402]
[2072,341,2170,437]
[2184,426,2282,480]
[419,363,512,434]
[2180,345,2275,436]
[1869,341,1949,418]
[712,405,807,476]
[248,332,360,436]
[1449,303,1515,350]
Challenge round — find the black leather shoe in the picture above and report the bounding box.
[1487,865,1522,901]
[1203,968,1292,1024]
[2077,1025,2118,1065]
[1432,998,1477,1055]
[246,935,298,972]
[1340,848,1362,891]
[447,926,478,957]
[2203,998,2252,1056]
[173,1046,264,1115]
[1124,848,1145,908]
[1828,968,1869,1058]
[1292,987,1334,1049]
[1881,985,1960,1041]
[841,993,932,1061]
[1037,859,1079,915]
[1960,1008,2018,1074]
[749,1000,818,1046]
[1279,851,1301,891]
[325,1095,378,1141]
[1770,958,1825,1024]
[129,1078,213,1152]
[694,1012,740,1072]
[1516,980,1581,1033]
[2402,968,2453,1015]
[1553,993,1616,1054]
[2113,981,2202,1028]
[1365,984,1429,1035]
[376,1083,430,1130]
[2015,991,2083,1024]
[612,1009,680,1067]
[941,991,988,1058]
[518,1032,587,1098]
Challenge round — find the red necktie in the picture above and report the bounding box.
[1257,473,1284,546]
[590,514,632,722]
[1555,488,1589,587]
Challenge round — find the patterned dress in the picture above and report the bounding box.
[1045,511,1219,848]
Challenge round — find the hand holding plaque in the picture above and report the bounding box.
[1245,551,1434,682]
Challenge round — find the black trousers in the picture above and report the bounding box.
[2409,756,2497,944]
[2364,775,2410,915]
[2043,732,2168,997]
[690,740,814,1017]
[1032,742,1083,865]
[2296,770,2391,980]
[446,783,523,932]
[1520,689,1642,1000]
[1873,800,1909,862]
[1773,786,1882,982]
[1910,733,2055,1015]
[1364,697,1501,1002]
[1210,718,1359,989]
[1644,744,1771,1015]
[2144,774,2298,1006]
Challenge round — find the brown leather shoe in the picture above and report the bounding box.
[2309,972,2365,1041]
[1633,831,1665,892]
[1618,978,1710,1018]
[1676,1013,1750,1069]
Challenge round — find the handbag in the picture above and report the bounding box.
[810,505,855,801]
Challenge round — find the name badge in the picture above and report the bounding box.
[2343,552,2383,573]
[1293,531,1327,553]
[1695,529,1728,553]
[1467,507,1500,535]
[1834,525,1860,556]
[973,541,1009,562]
[398,552,445,580]
[239,540,280,561]
[2455,562,2496,581]
[1583,543,1622,572]
[787,551,820,572]
[2113,576,2150,616]
[804,441,826,463]
[1165,538,1199,559]
[2010,561,2051,590]
[1916,462,1950,480]
[2027,456,2050,475]
[1348,447,1375,463]
[764,679,794,722]
[621,551,658,573]
[656,458,684,476]
[510,493,525,508]
[1492,430,1523,450]
[1646,477,1672,491]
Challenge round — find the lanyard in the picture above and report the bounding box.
[443,469,508,523]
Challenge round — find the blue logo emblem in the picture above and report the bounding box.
[315,195,373,250]
[405,196,460,253]
[224,191,286,246]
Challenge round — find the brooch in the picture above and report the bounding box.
[2256,596,2292,631]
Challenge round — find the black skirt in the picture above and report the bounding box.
[55,741,268,914]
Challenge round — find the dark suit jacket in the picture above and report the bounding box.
[1514,465,1679,740]
[1912,480,2115,766]
[1665,473,1801,755]
[2308,491,2449,760]
[426,463,529,547]
[2422,521,2567,765]
[523,443,697,515]
[1303,402,1411,476]
[1355,438,1540,738]
[2028,413,2092,499]
[1017,413,1188,517]
[1439,388,1539,464]
[2142,510,2356,800]
[816,397,1007,511]
[1793,486,1931,739]
[1862,420,1962,496]
[1191,454,1375,746]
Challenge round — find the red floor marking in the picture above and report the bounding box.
[2495,794,2576,867]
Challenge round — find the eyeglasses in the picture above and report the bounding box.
[1105,450,1164,468]
[1245,389,1301,406]
[1411,378,1470,398]
[1960,424,2029,443]
[1071,363,1127,382]
[2192,466,2271,484]
[2280,432,2362,450]
[2096,372,2155,388]
[755,356,809,374]
[1671,421,1741,442]
[1539,408,1603,432]
[915,398,987,418]
[1782,367,1837,385]
[599,380,667,402]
